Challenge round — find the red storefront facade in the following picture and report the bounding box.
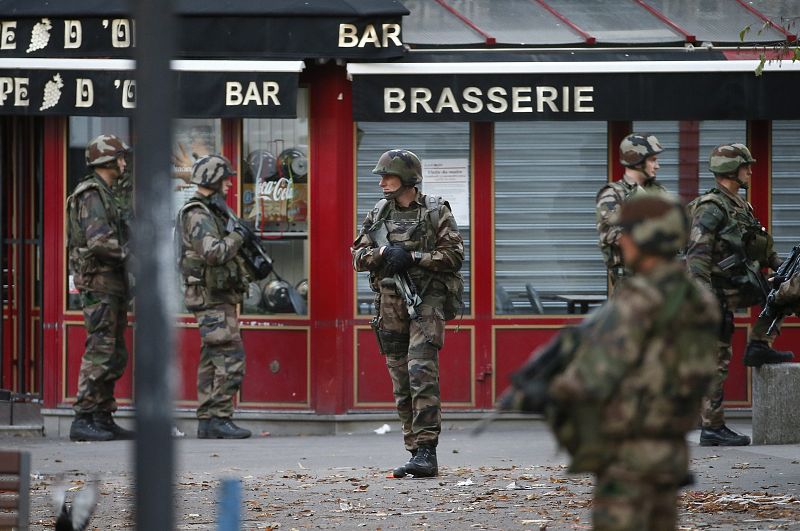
[1,0,799,434]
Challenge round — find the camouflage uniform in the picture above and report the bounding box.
[686,185,779,428]
[549,196,719,531]
[178,192,249,420]
[353,187,463,450]
[596,134,668,286]
[67,173,132,415]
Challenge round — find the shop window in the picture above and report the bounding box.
[772,121,800,255]
[494,121,607,315]
[355,122,472,316]
[240,88,310,316]
[65,117,132,311]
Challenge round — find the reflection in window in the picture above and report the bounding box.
[66,117,131,311]
[240,88,309,316]
[772,121,800,256]
[355,122,472,316]
[494,122,607,315]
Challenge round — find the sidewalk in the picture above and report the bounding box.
[6,420,800,530]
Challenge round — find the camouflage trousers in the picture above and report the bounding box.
[750,275,800,342]
[193,304,246,420]
[378,285,446,450]
[593,440,687,531]
[74,291,129,414]
[701,338,731,428]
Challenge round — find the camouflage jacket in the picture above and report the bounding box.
[686,186,780,307]
[596,176,668,270]
[351,189,464,296]
[177,193,247,309]
[548,261,719,472]
[67,173,130,297]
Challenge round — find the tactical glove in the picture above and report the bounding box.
[383,244,414,276]
[225,218,248,240]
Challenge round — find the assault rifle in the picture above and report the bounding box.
[759,244,800,335]
[368,220,423,319]
[209,195,308,315]
[717,251,771,302]
[210,195,273,280]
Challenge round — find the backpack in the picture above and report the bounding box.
[372,195,465,321]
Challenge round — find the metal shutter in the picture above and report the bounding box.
[772,121,800,255]
[355,122,472,315]
[494,121,607,314]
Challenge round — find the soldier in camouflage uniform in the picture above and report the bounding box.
[67,134,136,442]
[596,133,669,287]
[686,143,792,447]
[547,194,720,530]
[178,155,252,439]
[351,149,464,478]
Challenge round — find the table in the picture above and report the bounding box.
[554,294,607,314]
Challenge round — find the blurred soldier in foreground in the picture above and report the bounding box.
[686,144,792,447]
[177,155,252,439]
[596,133,668,287]
[352,149,464,478]
[499,194,719,530]
[66,134,136,442]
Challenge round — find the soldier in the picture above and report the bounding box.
[596,133,668,287]
[351,149,464,478]
[546,195,720,530]
[686,143,792,447]
[66,134,136,442]
[177,155,252,439]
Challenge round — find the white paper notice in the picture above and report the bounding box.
[421,159,470,228]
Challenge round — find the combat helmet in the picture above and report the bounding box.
[709,143,756,175]
[277,148,308,183]
[85,134,131,167]
[614,193,688,257]
[619,133,664,168]
[262,279,293,313]
[246,150,277,182]
[372,149,422,186]
[190,154,236,190]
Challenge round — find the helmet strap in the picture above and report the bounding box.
[382,184,412,201]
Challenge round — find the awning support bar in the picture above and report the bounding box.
[631,0,696,43]
[734,0,797,43]
[532,0,596,45]
[433,0,496,45]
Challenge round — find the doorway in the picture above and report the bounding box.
[1,117,44,397]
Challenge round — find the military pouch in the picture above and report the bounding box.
[376,327,410,355]
[180,255,206,286]
[719,309,734,344]
[442,272,465,321]
[743,228,772,264]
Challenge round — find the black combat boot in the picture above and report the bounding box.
[70,413,114,442]
[197,418,210,439]
[404,445,438,477]
[743,340,794,367]
[392,449,417,478]
[700,425,750,446]
[207,417,251,439]
[93,411,135,440]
